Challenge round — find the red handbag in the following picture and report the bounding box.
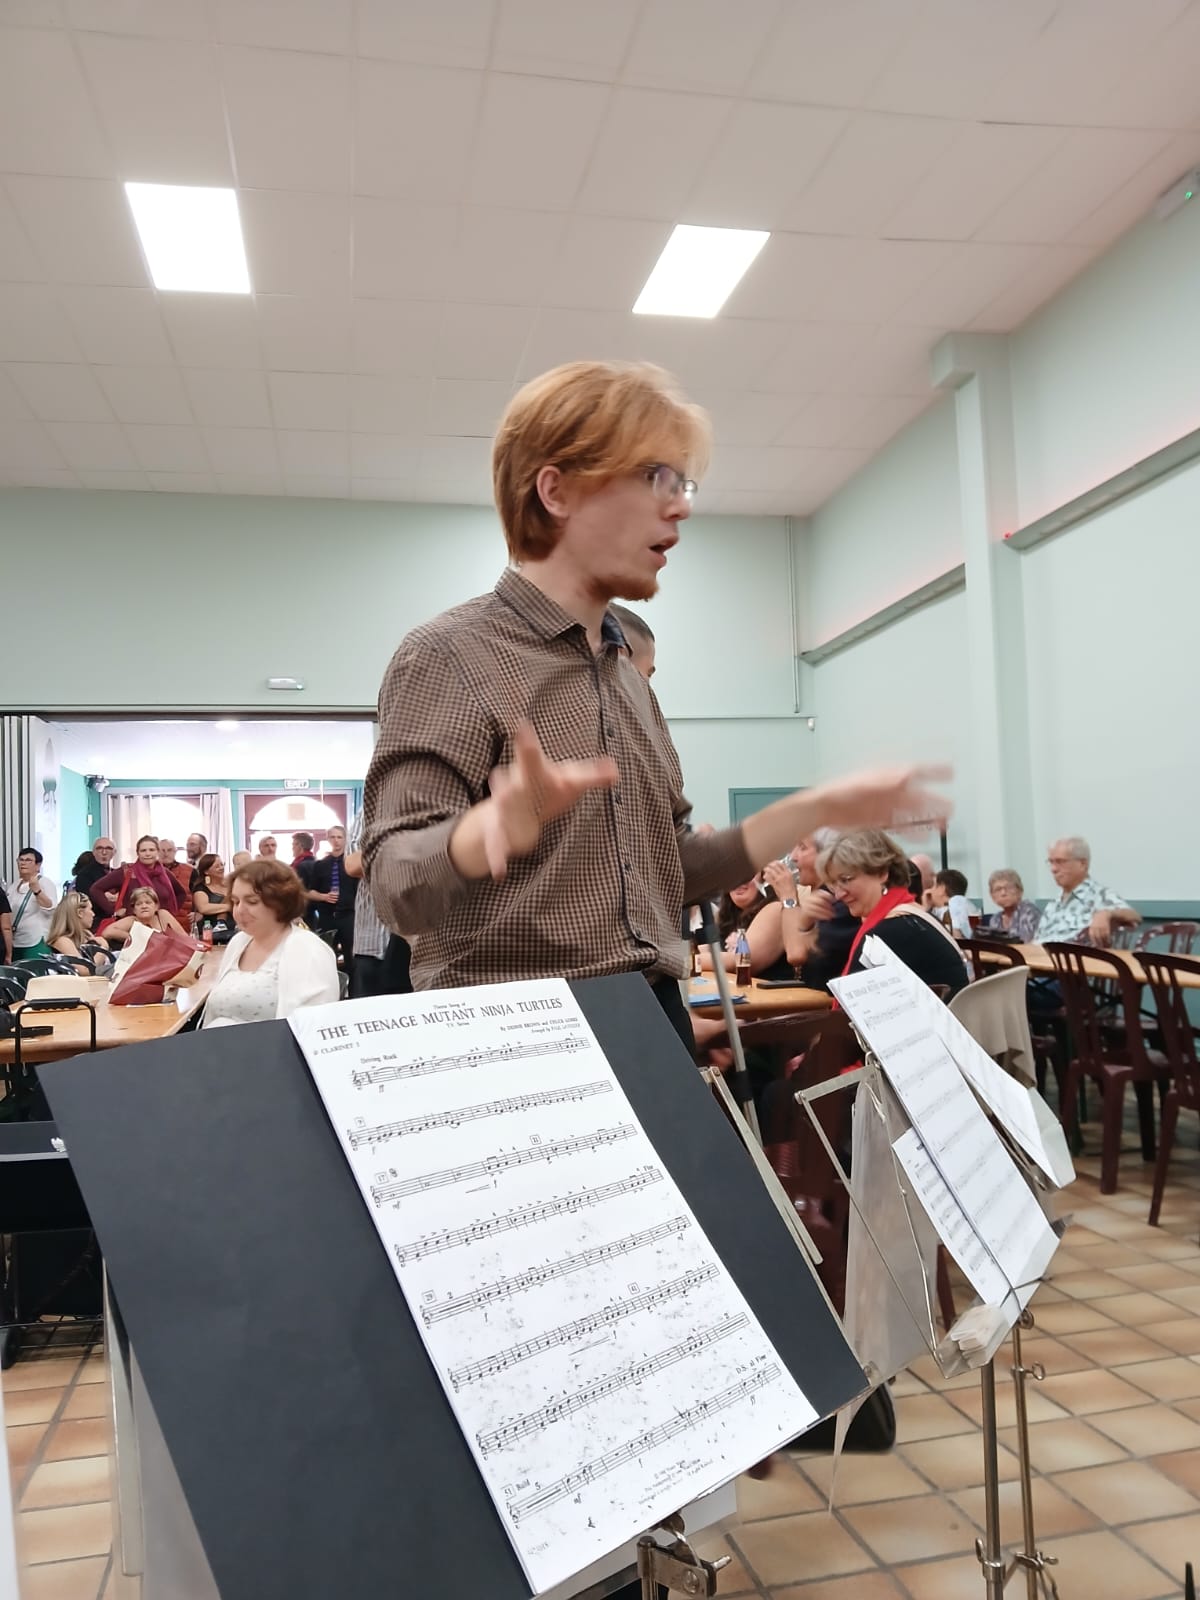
[110,927,204,1006]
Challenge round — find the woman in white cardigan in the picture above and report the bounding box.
[202,860,339,1029]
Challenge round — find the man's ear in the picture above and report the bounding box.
[535,464,570,522]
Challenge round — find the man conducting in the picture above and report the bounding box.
[363,362,946,1044]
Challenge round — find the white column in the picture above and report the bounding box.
[932,334,1036,884]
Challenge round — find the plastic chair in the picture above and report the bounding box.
[1138,951,1200,1229]
[949,966,1036,1084]
[961,937,1026,984]
[1045,942,1171,1194]
[1131,922,1200,956]
[15,956,78,978]
[0,967,30,996]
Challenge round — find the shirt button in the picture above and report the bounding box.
[623,861,632,873]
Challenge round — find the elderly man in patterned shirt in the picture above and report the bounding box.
[363,361,948,1044]
[1038,836,1140,947]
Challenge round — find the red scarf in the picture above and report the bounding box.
[838,886,915,983]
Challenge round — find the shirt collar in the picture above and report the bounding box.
[494,567,625,650]
[1057,875,1094,904]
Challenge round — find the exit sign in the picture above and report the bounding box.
[282,778,310,790]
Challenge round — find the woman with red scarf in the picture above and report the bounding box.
[821,829,969,998]
[89,835,183,923]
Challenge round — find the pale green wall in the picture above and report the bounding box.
[59,766,92,873]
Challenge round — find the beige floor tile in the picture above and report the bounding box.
[75,1349,106,1384]
[1111,1262,1200,1292]
[1157,1283,1200,1314]
[1098,1292,1184,1325]
[889,1370,928,1399]
[893,1395,977,1444]
[4,1389,64,1428]
[1052,1268,1135,1299]
[949,1476,1100,1541]
[1055,1460,1200,1524]
[1035,1367,1153,1416]
[1136,1318,1200,1356]
[1123,1515,1200,1587]
[1149,1450,1200,1498]
[798,1450,930,1506]
[732,1512,874,1586]
[1026,1300,1117,1335]
[2,1357,81,1393]
[1090,1402,1200,1456]
[1115,1356,1200,1402]
[1046,1248,1091,1276]
[18,1501,112,1564]
[943,1383,1068,1429]
[1030,1529,1174,1600]
[891,1553,986,1599]
[998,1418,1126,1472]
[735,1460,824,1520]
[1173,1398,1200,1423]
[773,1575,905,1599]
[19,1555,109,1600]
[42,1418,112,1463]
[684,1531,756,1596]
[840,1494,979,1565]
[1068,1241,1159,1269]
[1012,1332,1095,1373]
[1140,1236,1200,1262]
[6,1422,47,1476]
[21,1455,111,1511]
[898,1434,1020,1492]
[1058,1327,1174,1367]
[61,1387,109,1421]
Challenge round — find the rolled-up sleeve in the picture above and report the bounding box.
[677,824,755,907]
[362,631,499,937]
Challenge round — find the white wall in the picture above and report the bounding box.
[801,399,962,647]
[1011,202,1200,527]
[812,591,978,890]
[1,488,809,828]
[1022,458,1199,902]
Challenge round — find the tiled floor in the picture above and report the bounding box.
[6,1127,1200,1598]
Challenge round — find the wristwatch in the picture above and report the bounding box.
[781,897,799,909]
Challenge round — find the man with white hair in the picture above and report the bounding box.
[1038,836,1139,947]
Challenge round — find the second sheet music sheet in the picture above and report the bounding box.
[290,977,816,1596]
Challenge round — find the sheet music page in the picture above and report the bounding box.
[290,979,818,1596]
[859,936,1070,1185]
[830,962,1057,1310]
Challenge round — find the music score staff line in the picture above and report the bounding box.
[507,1367,780,1525]
[351,1033,587,1089]
[369,1125,637,1207]
[448,1265,719,1390]
[421,1217,689,1326]
[393,1168,664,1265]
[477,1313,747,1457]
[349,1081,611,1150]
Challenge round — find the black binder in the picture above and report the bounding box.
[42,973,864,1600]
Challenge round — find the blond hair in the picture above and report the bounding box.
[818,829,911,890]
[493,362,711,562]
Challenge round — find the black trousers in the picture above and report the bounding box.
[649,975,695,1054]
[350,936,413,1000]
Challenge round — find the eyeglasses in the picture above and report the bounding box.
[643,463,697,504]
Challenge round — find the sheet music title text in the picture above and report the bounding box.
[316,996,563,1041]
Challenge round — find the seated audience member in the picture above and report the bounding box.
[102,886,189,947]
[191,853,232,933]
[6,847,57,960]
[930,868,975,938]
[0,885,12,963]
[185,832,208,869]
[608,603,656,679]
[820,829,969,998]
[82,838,116,892]
[231,850,252,872]
[201,861,339,1028]
[1038,836,1140,947]
[984,869,1041,942]
[910,852,937,908]
[158,838,194,923]
[763,830,858,991]
[48,892,113,971]
[70,850,100,897]
[90,835,181,919]
[257,835,279,860]
[699,874,793,981]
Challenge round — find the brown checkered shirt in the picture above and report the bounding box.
[363,568,753,991]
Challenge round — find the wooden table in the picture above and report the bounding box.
[0,964,216,1068]
[687,977,832,1020]
[978,943,1200,988]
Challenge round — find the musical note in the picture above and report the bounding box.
[393,1167,664,1265]
[448,1266,720,1389]
[349,1079,611,1149]
[476,1313,747,1455]
[352,1032,587,1088]
[421,1217,689,1325]
[506,1368,780,1524]
[369,1124,637,1206]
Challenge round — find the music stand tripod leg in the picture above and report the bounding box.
[1009,1311,1059,1598]
[976,1359,1010,1600]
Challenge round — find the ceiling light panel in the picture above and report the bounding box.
[633,224,769,318]
[124,183,251,294]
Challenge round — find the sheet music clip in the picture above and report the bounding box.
[635,1513,729,1598]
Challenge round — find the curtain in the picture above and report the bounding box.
[0,715,34,883]
[108,793,155,865]
[199,789,236,867]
